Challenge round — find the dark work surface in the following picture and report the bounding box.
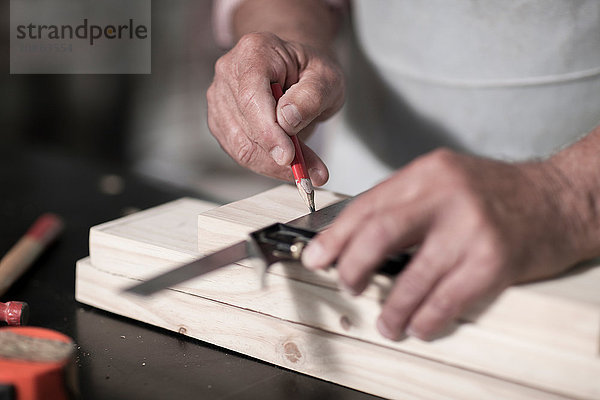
[0,146,383,400]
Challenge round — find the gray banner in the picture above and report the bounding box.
[10,0,151,74]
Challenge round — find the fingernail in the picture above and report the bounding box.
[281,104,302,128]
[270,146,286,165]
[338,280,359,296]
[377,317,396,340]
[301,241,325,270]
[406,326,424,340]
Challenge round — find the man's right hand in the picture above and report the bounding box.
[206,32,345,185]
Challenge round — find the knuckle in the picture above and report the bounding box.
[397,268,434,298]
[423,148,465,180]
[206,83,216,105]
[317,66,345,113]
[405,148,462,184]
[235,140,259,166]
[455,194,489,231]
[296,84,326,115]
[429,148,458,165]
[238,88,259,114]
[214,56,229,77]
[476,234,503,260]
[427,294,457,317]
[471,241,513,285]
[323,64,345,91]
[237,32,271,50]
[363,220,393,248]
[206,87,232,141]
[470,218,506,258]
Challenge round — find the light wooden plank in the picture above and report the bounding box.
[82,185,600,398]
[89,197,218,280]
[87,246,600,399]
[76,257,570,400]
[91,197,218,256]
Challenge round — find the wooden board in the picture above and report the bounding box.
[77,185,600,399]
[76,258,569,400]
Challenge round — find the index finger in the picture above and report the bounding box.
[301,189,380,270]
[302,173,424,270]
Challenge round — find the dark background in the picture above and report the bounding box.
[0,1,379,399]
[1,0,277,203]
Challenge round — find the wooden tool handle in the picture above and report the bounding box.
[0,237,44,296]
[0,214,63,297]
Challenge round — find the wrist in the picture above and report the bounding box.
[542,147,600,262]
[232,0,340,52]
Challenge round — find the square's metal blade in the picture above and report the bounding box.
[123,196,353,297]
[124,241,248,296]
[287,197,352,231]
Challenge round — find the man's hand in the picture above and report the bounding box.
[207,32,344,185]
[302,148,596,341]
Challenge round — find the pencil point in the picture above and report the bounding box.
[308,191,316,213]
[296,178,316,213]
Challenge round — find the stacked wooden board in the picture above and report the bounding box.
[75,185,600,399]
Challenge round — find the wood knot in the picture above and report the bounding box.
[340,315,352,331]
[178,326,187,335]
[283,341,302,363]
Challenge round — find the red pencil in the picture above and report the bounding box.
[271,82,316,213]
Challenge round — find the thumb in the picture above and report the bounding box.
[276,68,344,135]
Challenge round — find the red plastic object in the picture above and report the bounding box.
[0,301,29,326]
[0,327,75,400]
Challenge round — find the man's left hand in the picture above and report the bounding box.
[302,148,592,341]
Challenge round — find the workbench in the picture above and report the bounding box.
[0,145,380,400]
